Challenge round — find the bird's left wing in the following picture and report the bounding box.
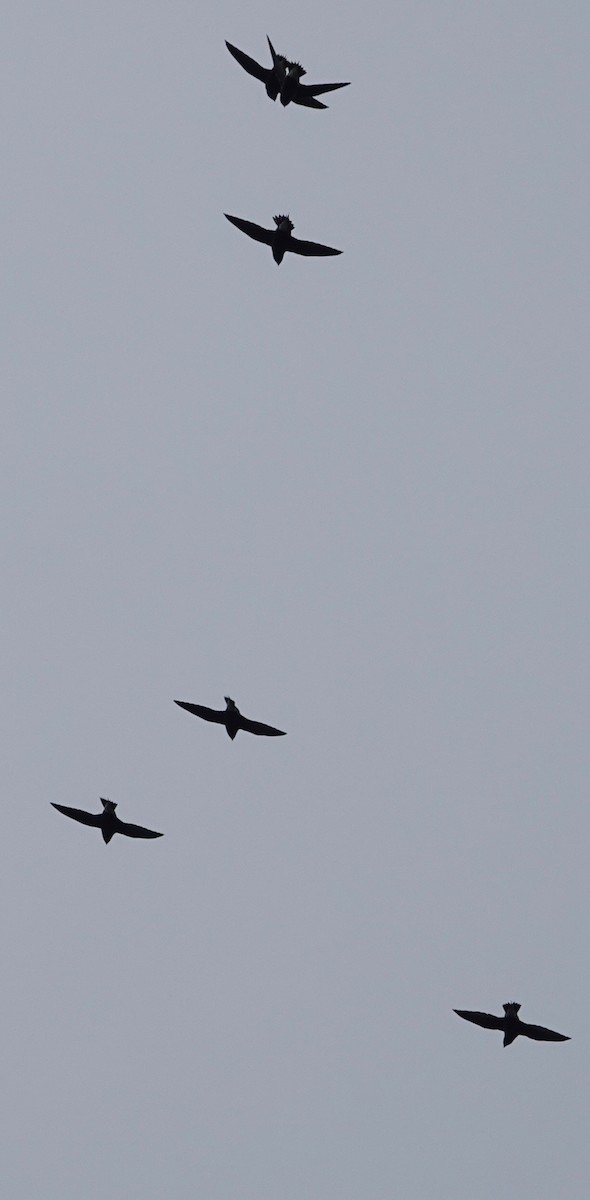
[174,700,227,724]
[454,1009,504,1030]
[51,803,102,827]
[224,214,274,245]
[520,1021,570,1042]
[240,716,287,737]
[225,42,269,84]
[116,820,163,839]
[288,236,342,257]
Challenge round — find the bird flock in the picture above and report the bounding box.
[51,35,571,1051]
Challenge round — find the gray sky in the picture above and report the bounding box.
[3,2,589,1197]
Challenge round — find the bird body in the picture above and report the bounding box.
[224,213,341,265]
[51,797,163,843]
[174,695,286,740]
[454,1002,570,1047]
[225,37,349,109]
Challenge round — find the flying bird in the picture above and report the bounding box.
[51,797,163,844]
[175,695,286,740]
[454,1002,570,1047]
[224,213,341,265]
[225,37,349,109]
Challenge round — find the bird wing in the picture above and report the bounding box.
[299,81,350,97]
[454,1009,504,1030]
[115,819,163,839]
[225,41,269,84]
[174,700,227,724]
[266,37,285,71]
[224,215,274,245]
[239,715,286,737]
[288,236,342,257]
[520,1021,570,1042]
[292,94,328,110]
[51,803,102,827]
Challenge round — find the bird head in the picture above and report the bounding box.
[273,215,294,233]
[100,797,117,812]
[287,60,306,78]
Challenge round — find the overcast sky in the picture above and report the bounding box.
[3,2,589,1197]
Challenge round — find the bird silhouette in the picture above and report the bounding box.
[225,37,349,109]
[224,213,341,265]
[454,1002,570,1047]
[51,797,163,844]
[175,695,286,740]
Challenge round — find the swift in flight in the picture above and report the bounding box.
[175,695,286,740]
[51,797,163,844]
[454,1002,570,1047]
[224,213,341,264]
[225,37,349,109]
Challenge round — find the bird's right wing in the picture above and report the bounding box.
[174,700,227,724]
[454,1009,504,1030]
[288,236,342,257]
[225,42,269,84]
[301,81,350,97]
[116,820,163,839]
[51,803,102,827]
[520,1022,570,1042]
[292,94,328,110]
[240,716,287,737]
[224,215,274,245]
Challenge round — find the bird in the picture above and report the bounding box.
[51,797,163,844]
[454,1002,570,1047]
[174,695,286,740]
[224,213,342,265]
[225,37,349,109]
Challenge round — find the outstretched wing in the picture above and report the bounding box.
[300,81,350,98]
[292,94,328,110]
[225,41,269,84]
[51,803,102,827]
[224,214,274,245]
[520,1021,570,1042]
[115,819,163,840]
[174,700,227,724]
[454,1009,504,1030]
[266,37,286,72]
[288,236,342,257]
[239,715,286,737]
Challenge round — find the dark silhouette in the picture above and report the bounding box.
[225,37,349,109]
[175,695,286,740]
[224,213,341,265]
[51,797,163,844]
[454,1002,570,1047]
